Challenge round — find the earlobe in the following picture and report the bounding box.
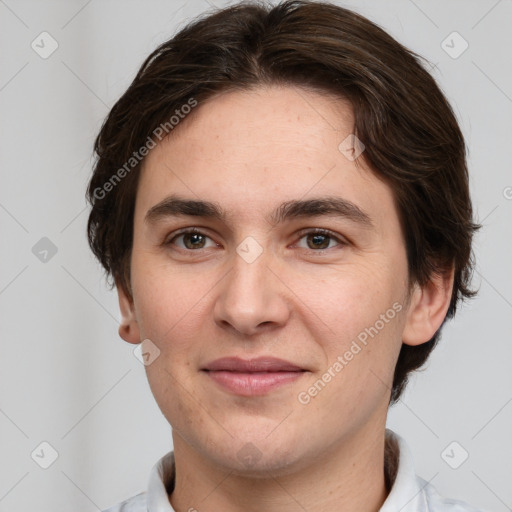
[402,267,454,346]
[116,280,141,345]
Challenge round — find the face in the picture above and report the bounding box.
[117,85,447,475]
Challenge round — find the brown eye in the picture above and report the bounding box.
[306,233,331,250]
[182,232,207,249]
[166,229,216,250]
[295,229,346,251]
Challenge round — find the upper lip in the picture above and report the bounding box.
[202,357,305,372]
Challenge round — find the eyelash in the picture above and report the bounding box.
[164,227,347,253]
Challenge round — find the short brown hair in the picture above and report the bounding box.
[86,0,479,403]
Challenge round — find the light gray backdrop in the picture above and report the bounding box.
[1,0,511,511]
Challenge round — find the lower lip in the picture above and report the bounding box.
[204,370,305,396]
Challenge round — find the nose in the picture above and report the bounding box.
[213,246,291,337]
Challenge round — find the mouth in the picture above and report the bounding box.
[201,357,307,396]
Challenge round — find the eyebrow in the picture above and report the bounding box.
[145,194,373,228]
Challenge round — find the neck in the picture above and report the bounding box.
[169,423,389,512]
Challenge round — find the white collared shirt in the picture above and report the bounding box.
[102,429,484,512]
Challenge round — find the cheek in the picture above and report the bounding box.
[290,260,404,350]
[144,358,201,442]
[131,252,215,345]
[294,261,407,397]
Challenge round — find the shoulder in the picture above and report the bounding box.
[421,477,487,512]
[101,491,148,512]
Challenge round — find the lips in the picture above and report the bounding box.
[202,357,307,396]
[202,356,305,373]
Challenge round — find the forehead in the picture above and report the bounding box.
[135,85,397,233]
[156,85,358,171]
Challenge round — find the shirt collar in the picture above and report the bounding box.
[380,429,429,512]
[146,429,428,512]
[146,450,175,512]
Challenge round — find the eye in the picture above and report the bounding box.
[166,228,218,250]
[295,229,346,251]
[164,227,347,253]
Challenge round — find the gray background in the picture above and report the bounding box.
[0,0,511,511]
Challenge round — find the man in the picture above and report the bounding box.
[87,1,482,510]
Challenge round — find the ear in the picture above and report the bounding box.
[116,279,141,345]
[402,266,454,346]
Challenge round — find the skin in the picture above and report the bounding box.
[117,85,453,512]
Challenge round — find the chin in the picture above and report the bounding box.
[202,429,311,478]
